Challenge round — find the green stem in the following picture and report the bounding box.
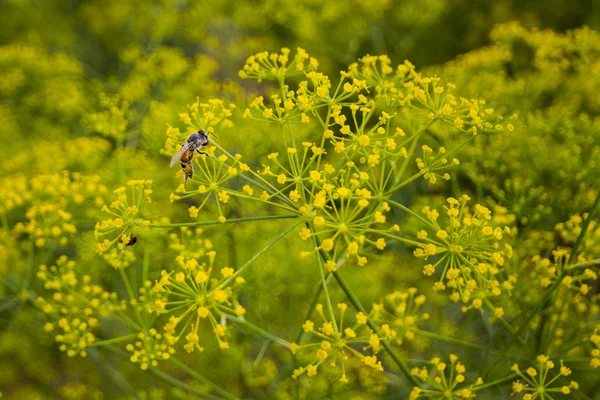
[407,327,519,356]
[212,141,297,209]
[171,357,238,400]
[119,267,144,326]
[142,247,150,284]
[227,315,291,349]
[209,221,301,294]
[307,222,339,333]
[387,199,437,229]
[89,334,139,347]
[331,269,418,386]
[385,171,426,195]
[394,124,430,182]
[0,298,20,313]
[294,269,336,343]
[482,297,527,347]
[565,258,600,272]
[471,373,518,392]
[145,214,299,229]
[104,344,229,400]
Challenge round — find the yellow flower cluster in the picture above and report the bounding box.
[0,137,112,177]
[0,43,86,120]
[555,214,600,260]
[82,93,131,141]
[0,174,29,216]
[345,55,416,104]
[409,354,482,399]
[148,251,246,353]
[531,249,597,294]
[370,288,430,346]
[126,329,176,370]
[412,197,513,308]
[346,55,513,135]
[11,172,106,248]
[94,180,153,268]
[511,355,578,398]
[36,256,124,357]
[167,52,510,275]
[292,303,384,383]
[239,47,318,82]
[168,227,214,260]
[15,203,77,248]
[170,151,251,223]
[163,98,235,156]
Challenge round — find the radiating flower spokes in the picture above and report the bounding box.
[370,287,430,346]
[94,180,153,268]
[511,355,579,398]
[291,303,385,383]
[147,251,246,353]
[239,48,318,82]
[410,196,512,304]
[409,354,483,399]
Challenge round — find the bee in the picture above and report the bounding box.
[126,236,137,246]
[170,130,212,186]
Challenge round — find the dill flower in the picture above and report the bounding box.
[370,288,430,346]
[511,356,579,398]
[0,174,29,216]
[239,48,317,82]
[36,256,124,357]
[530,248,598,295]
[168,227,213,260]
[162,97,235,156]
[167,51,510,277]
[292,303,384,383]
[409,354,483,399]
[82,93,132,141]
[11,172,106,248]
[126,329,176,370]
[94,180,153,268]
[555,214,600,258]
[410,196,512,305]
[148,251,245,352]
[15,203,77,248]
[168,149,251,222]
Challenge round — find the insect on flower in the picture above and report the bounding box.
[170,130,213,186]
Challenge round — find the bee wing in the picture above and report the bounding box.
[170,143,193,167]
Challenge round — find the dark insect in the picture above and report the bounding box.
[126,236,138,246]
[170,130,211,186]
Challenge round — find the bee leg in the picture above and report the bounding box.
[196,150,214,159]
[183,161,194,187]
[184,171,193,187]
[189,162,194,182]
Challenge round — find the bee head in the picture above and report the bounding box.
[202,129,218,139]
[198,129,212,144]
